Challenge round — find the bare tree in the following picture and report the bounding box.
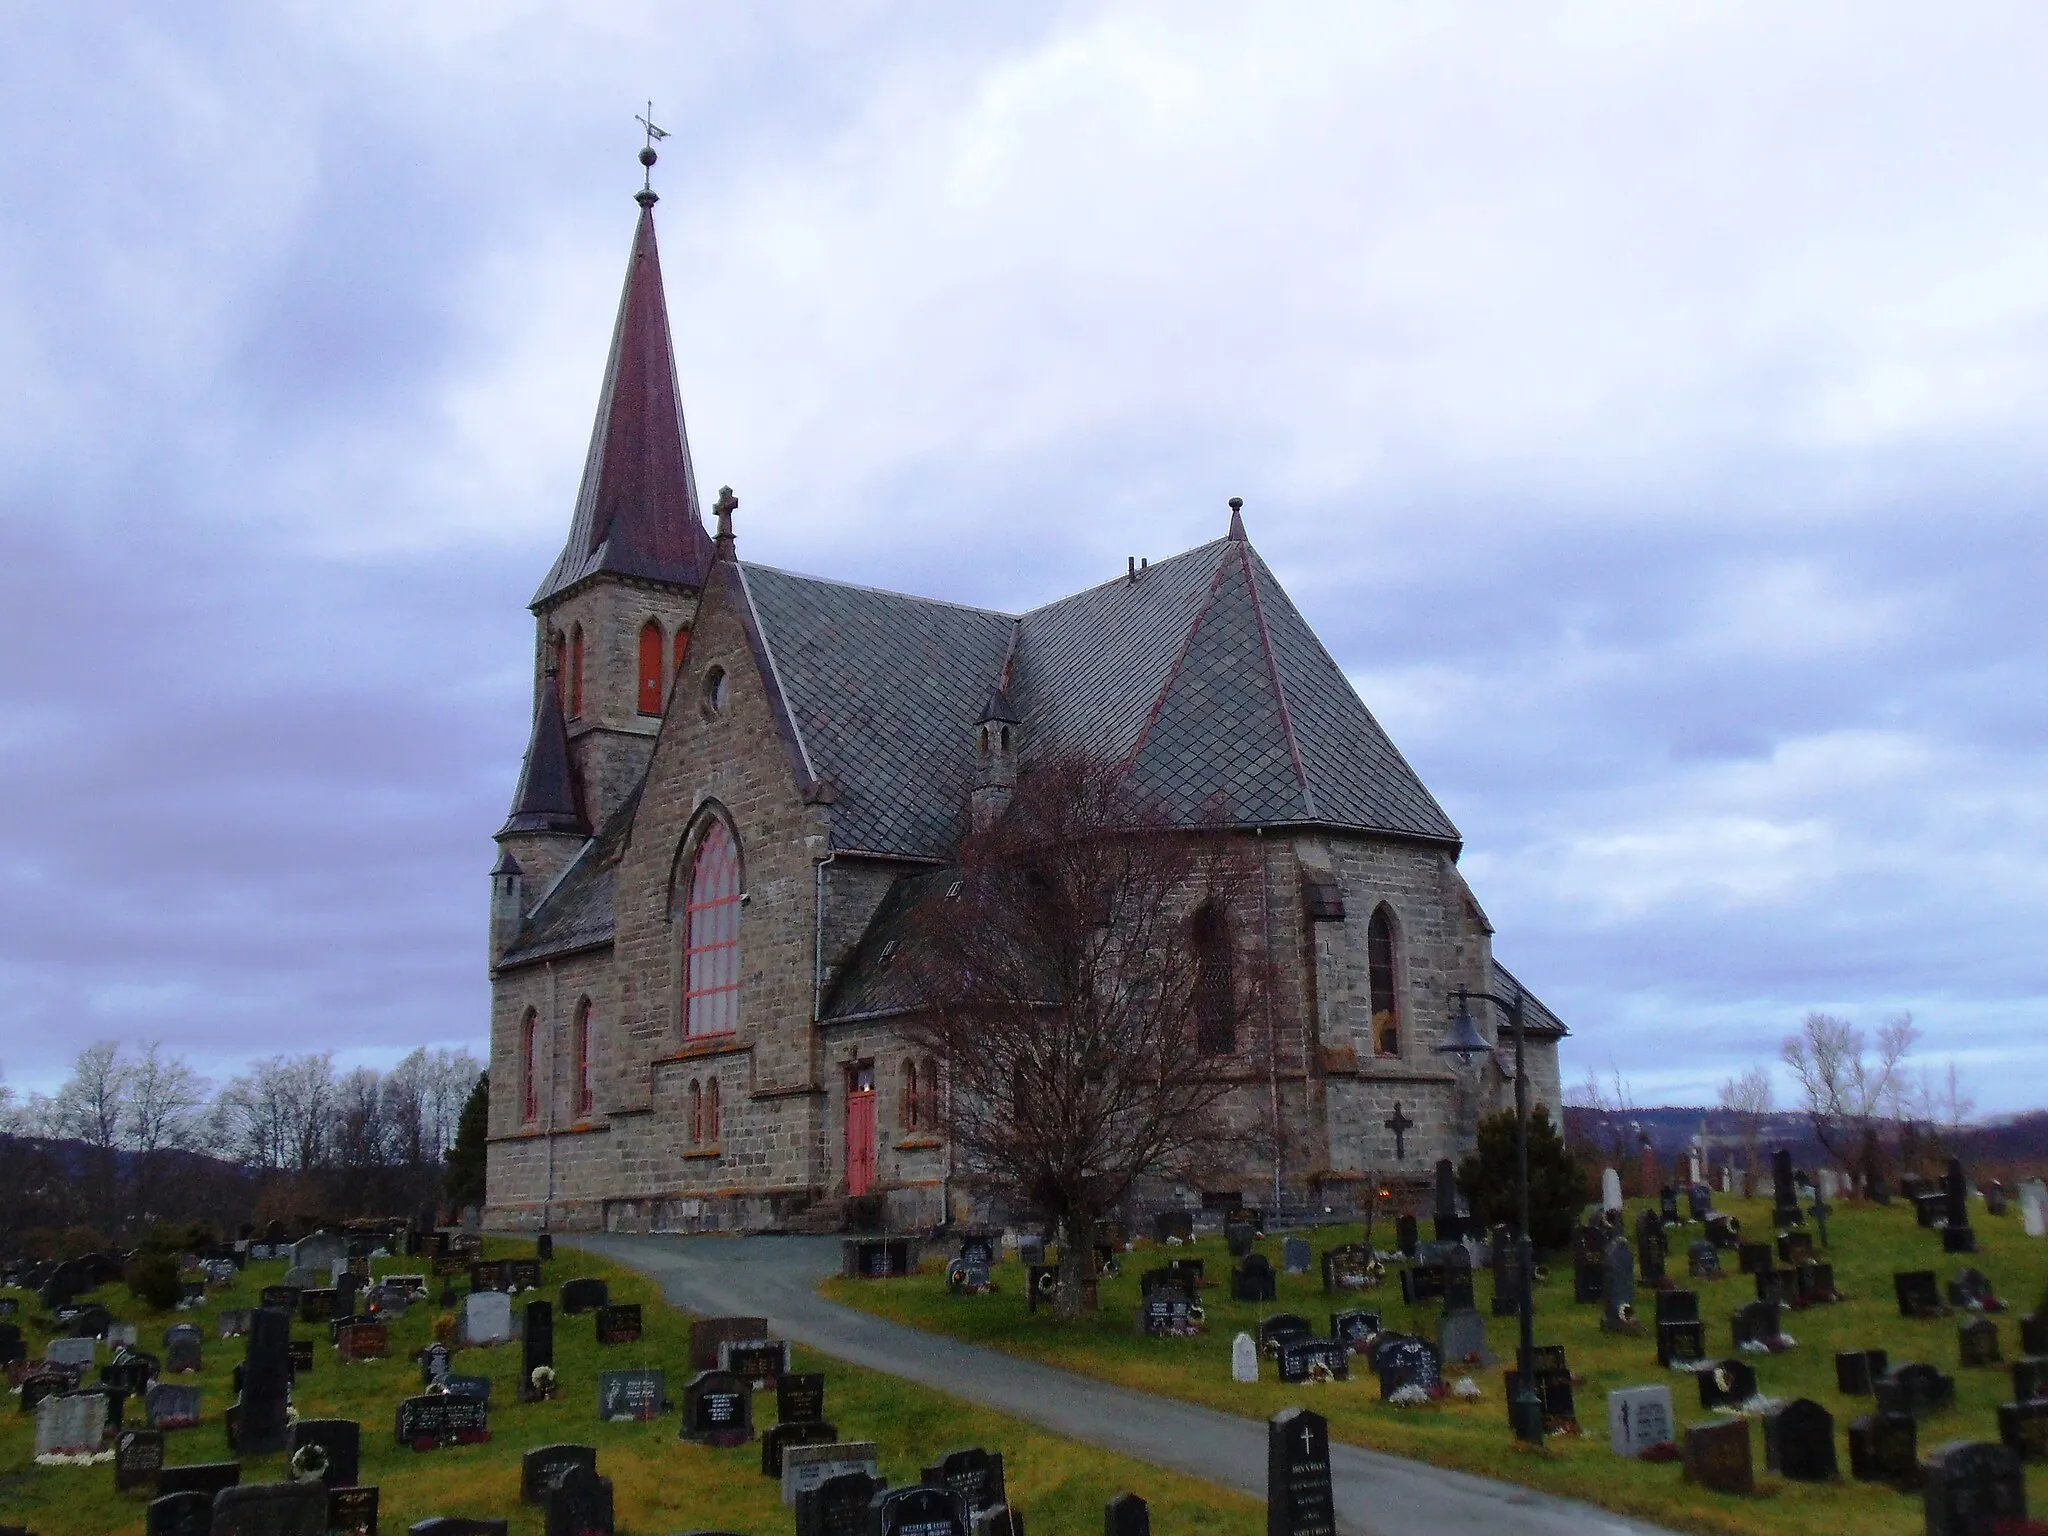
[126,1042,207,1221]
[50,1041,130,1223]
[901,754,1262,1319]
[1781,1011,1917,1185]
[1716,1065,1774,1185]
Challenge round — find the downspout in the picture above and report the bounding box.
[814,850,837,1212]
[543,959,557,1232]
[1259,827,1281,1214]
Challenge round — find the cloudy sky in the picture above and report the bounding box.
[4,4,2045,1113]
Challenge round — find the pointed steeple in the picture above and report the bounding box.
[533,182,716,606]
[500,667,586,836]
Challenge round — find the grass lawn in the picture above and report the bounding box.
[0,1240,1261,1535]
[822,1193,2048,1536]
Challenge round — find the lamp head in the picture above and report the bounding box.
[1436,990,1490,1064]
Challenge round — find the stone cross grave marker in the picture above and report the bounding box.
[1267,1406,1335,1536]
[1607,1385,1674,1457]
[1383,1103,1412,1161]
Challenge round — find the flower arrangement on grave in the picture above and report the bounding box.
[33,1448,115,1467]
[1386,1384,1434,1408]
[530,1365,557,1400]
[1452,1376,1482,1400]
[289,1443,329,1483]
[1306,1359,1336,1385]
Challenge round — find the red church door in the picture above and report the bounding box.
[845,1066,876,1197]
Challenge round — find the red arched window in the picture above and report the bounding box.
[1368,905,1400,1057]
[687,1080,702,1145]
[520,1009,539,1123]
[901,1060,919,1130]
[637,621,663,716]
[672,627,689,696]
[683,821,742,1037]
[573,999,592,1118]
[568,624,585,718]
[706,1077,721,1143]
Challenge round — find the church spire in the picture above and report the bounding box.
[532,142,715,607]
[500,666,586,837]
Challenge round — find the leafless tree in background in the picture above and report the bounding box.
[126,1041,207,1221]
[901,753,1262,1319]
[1781,1010,1917,1186]
[1716,1065,1774,1185]
[50,1041,130,1223]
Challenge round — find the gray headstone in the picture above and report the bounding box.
[463,1290,513,1345]
[209,1479,328,1536]
[1281,1237,1311,1275]
[35,1391,107,1457]
[44,1335,96,1370]
[1232,1332,1258,1383]
[1608,1385,1675,1456]
[782,1440,881,1507]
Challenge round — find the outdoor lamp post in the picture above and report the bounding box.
[1438,984,1543,1446]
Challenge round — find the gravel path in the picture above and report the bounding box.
[574,1232,1681,1536]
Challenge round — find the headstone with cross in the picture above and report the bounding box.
[1385,1103,1413,1161]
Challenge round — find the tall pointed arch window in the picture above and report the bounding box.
[705,1077,721,1143]
[1368,905,1400,1057]
[671,628,689,701]
[520,1009,539,1124]
[682,820,742,1037]
[568,624,585,719]
[572,999,593,1118]
[920,1058,940,1131]
[637,621,664,716]
[688,1080,702,1144]
[901,1060,920,1130]
[1192,901,1236,1056]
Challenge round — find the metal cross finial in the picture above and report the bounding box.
[635,101,670,192]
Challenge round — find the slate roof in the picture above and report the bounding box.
[497,788,638,967]
[1494,961,1570,1039]
[498,669,586,836]
[533,194,716,606]
[816,869,942,1022]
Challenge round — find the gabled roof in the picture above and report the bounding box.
[533,194,716,607]
[496,786,637,968]
[1494,961,1570,1039]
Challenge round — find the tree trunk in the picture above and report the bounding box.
[1055,1211,1097,1320]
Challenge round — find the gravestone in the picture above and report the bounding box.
[1777,1231,1814,1266]
[288,1417,360,1488]
[1730,1300,1780,1351]
[1898,1270,1946,1318]
[1606,1385,1674,1457]
[779,1372,827,1424]
[338,1321,389,1361]
[784,1444,881,1509]
[1329,1310,1380,1351]
[1137,1292,1195,1337]
[156,1459,241,1500]
[210,1481,328,1536]
[1394,1214,1417,1257]
[719,1337,790,1390]
[1225,1224,1257,1259]
[1601,1239,1637,1334]
[1232,1254,1276,1304]
[418,1343,451,1385]
[520,1443,598,1502]
[1601,1167,1622,1214]
[393,1391,490,1449]
[1232,1333,1259,1383]
[521,1299,553,1399]
[689,1316,771,1371]
[37,1390,106,1457]
[680,1369,753,1446]
[1281,1237,1311,1276]
[1696,1356,1758,1411]
[114,1425,165,1493]
[542,1462,613,1536]
[1266,1407,1334,1536]
[1950,1268,2001,1311]
[1681,1418,1753,1494]
[45,1335,97,1370]
[299,1288,338,1325]
[1737,1242,1772,1277]
[1922,1440,2026,1536]
[1875,1362,1957,1419]
[1276,1337,1349,1383]
[1754,1268,1789,1308]
[2015,1359,2048,1404]
[1373,1337,1440,1400]
[1152,1211,1194,1244]
[1942,1157,1978,1254]
[463,1291,513,1346]
[559,1278,608,1315]
[1319,1245,1371,1295]
[2022,1308,2048,1357]
[335,1271,360,1318]
[1849,1410,1920,1488]
[144,1490,214,1536]
[871,1486,970,1536]
[1657,1319,1705,1369]
[239,1308,293,1456]
[1635,1209,1666,1286]
[1257,1315,1314,1356]
[594,1304,642,1345]
[144,1382,200,1430]
[1437,1309,1492,1369]
[2020,1180,2047,1238]
[922,1446,1007,1521]
[597,1368,665,1421]
[292,1233,347,1273]
[1996,1399,2048,1462]
[506,1259,543,1292]
[329,1485,379,1536]
[1763,1398,1837,1482]
[1106,1492,1149,1536]
[762,1420,840,1479]
[1960,1319,2002,1369]
[1836,1348,1889,1396]
[217,1310,252,1339]
[1771,1148,1801,1229]
[260,1285,302,1312]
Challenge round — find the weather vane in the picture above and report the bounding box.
[635,101,669,194]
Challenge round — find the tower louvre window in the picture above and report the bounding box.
[682,820,742,1038]
[637,621,664,716]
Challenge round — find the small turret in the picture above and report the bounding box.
[489,847,525,966]
[494,665,590,935]
[970,675,1021,833]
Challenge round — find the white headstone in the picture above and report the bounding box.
[1607,1384,1674,1457]
[35,1392,107,1458]
[1817,1168,1839,1200]
[463,1289,513,1345]
[2020,1178,2047,1239]
[330,1259,349,1286]
[781,1440,881,1505]
[1601,1167,1623,1213]
[106,1323,137,1348]
[291,1231,347,1273]
[44,1336,96,1370]
[1232,1331,1259,1383]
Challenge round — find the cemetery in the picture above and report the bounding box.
[826,1167,2048,1536]
[0,1237,1254,1535]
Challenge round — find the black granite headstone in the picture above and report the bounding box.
[1922,1440,2025,1536]
[239,1308,292,1456]
[1266,1407,1335,1536]
[288,1417,360,1488]
[1762,1398,1836,1482]
[680,1369,753,1446]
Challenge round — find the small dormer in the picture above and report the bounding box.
[970,680,1021,832]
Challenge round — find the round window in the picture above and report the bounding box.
[701,666,728,717]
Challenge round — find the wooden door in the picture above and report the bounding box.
[845,1066,876,1197]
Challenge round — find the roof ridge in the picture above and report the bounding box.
[1019,537,1237,621]
[741,561,1018,620]
[1237,542,1318,820]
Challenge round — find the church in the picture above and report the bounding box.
[484,166,1567,1235]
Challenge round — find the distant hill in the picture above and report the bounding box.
[1561,1105,2047,1180]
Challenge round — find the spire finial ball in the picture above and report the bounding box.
[1229,497,1243,511]
[639,146,658,168]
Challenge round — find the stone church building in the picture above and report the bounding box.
[484,179,1566,1234]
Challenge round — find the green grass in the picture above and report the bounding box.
[822,1194,2048,1536]
[0,1241,1261,1535]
